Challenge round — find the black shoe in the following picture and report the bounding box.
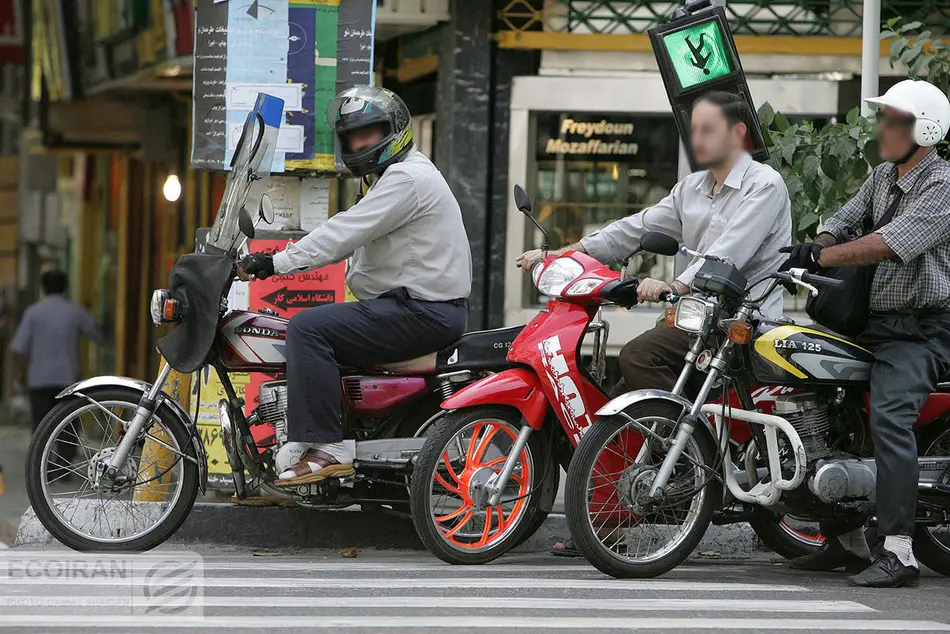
[847,549,920,588]
[789,539,869,572]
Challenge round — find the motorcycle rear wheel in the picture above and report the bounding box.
[913,418,950,576]
[25,387,199,552]
[410,406,554,564]
[565,400,722,578]
[748,509,823,559]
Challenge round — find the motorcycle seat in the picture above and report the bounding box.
[373,325,525,376]
[376,354,438,375]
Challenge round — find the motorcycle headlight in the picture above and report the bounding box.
[535,258,585,297]
[150,289,183,326]
[673,297,714,333]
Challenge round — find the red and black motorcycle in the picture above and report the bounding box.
[25,95,520,552]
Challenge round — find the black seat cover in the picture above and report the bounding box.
[435,325,524,373]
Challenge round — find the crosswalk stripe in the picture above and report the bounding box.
[0,596,874,613]
[0,577,808,592]
[0,616,945,630]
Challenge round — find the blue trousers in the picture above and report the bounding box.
[284,290,467,443]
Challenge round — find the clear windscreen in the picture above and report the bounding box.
[205,104,279,254]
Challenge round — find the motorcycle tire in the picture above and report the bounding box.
[913,418,950,576]
[26,387,200,552]
[565,399,722,578]
[410,406,550,565]
[748,508,824,560]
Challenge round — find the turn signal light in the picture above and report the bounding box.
[664,307,676,328]
[728,322,753,344]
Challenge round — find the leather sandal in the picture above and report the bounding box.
[275,448,355,487]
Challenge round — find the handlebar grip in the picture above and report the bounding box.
[801,272,844,288]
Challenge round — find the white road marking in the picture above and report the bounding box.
[0,576,808,592]
[0,596,873,613]
[0,616,945,630]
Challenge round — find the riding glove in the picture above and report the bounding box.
[239,253,275,280]
[779,243,823,273]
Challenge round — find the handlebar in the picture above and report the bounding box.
[800,271,844,288]
[658,291,680,304]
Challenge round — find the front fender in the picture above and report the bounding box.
[441,368,549,430]
[595,388,717,441]
[58,376,208,493]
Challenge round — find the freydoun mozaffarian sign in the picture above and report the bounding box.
[538,115,642,160]
[649,4,767,169]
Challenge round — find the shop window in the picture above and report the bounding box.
[524,111,681,307]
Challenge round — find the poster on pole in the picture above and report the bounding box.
[192,0,376,174]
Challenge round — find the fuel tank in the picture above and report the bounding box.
[751,322,872,386]
[217,310,288,372]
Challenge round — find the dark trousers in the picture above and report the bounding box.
[285,291,467,443]
[617,324,705,399]
[30,386,65,432]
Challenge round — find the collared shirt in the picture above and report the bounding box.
[11,295,103,389]
[821,150,950,312]
[580,153,792,318]
[272,149,473,302]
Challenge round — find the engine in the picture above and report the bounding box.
[257,379,289,443]
[772,392,833,462]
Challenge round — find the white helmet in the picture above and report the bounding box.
[865,79,950,147]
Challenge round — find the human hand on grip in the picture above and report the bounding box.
[778,243,823,273]
[637,278,673,302]
[516,249,545,274]
[237,253,275,281]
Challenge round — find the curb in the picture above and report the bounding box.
[16,503,765,556]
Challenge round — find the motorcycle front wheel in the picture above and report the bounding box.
[565,400,722,578]
[410,406,556,565]
[25,386,199,552]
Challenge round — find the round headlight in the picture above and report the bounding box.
[535,258,585,297]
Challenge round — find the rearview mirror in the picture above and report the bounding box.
[640,232,679,256]
[513,185,531,214]
[259,193,275,224]
[238,207,256,240]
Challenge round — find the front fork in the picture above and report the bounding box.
[100,362,172,480]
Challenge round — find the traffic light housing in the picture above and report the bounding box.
[650,6,768,170]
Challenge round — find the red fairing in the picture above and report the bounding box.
[917,392,950,427]
[442,368,549,430]
[549,251,619,302]
[217,311,289,372]
[508,300,608,446]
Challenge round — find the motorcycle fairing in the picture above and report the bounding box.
[156,251,235,374]
[441,368,549,430]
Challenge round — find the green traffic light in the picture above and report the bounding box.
[662,20,735,89]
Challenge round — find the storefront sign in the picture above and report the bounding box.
[539,115,641,160]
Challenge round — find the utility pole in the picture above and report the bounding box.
[861,0,882,115]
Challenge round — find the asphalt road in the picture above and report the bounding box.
[1,547,950,632]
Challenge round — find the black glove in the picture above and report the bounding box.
[239,253,275,280]
[778,243,823,273]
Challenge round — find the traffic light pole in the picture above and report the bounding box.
[860,0,882,116]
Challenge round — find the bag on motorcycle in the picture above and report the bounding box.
[805,188,902,337]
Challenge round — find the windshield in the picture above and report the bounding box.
[205,93,283,255]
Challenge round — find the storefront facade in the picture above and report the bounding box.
[502,73,841,354]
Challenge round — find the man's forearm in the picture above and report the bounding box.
[818,233,895,268]
[815,232,837,248]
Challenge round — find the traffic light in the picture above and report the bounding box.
[650,5,767,170]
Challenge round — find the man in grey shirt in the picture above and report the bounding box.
[520,91,791,398]
[12,270,102,434]
[239,86,472,485]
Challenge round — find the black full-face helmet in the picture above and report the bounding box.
[326,86,414,177]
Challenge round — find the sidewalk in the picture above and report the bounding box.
[0,422,30,547]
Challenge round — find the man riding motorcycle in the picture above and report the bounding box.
[781,79,950,588]
[518,90,792,556]
[238,86,473,486]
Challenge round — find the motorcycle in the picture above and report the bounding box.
[564,231,950,578]
[25,94,521,552]
[409,186,816,564]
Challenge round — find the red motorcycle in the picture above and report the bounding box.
[24,98,520,552]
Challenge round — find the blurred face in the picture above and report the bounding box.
[343,124,386,154]
[875,106,917,162]
[690,100,746,169]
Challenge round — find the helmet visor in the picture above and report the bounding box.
[326,86,411,132]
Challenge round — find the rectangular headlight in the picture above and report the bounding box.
[674,297,713,333]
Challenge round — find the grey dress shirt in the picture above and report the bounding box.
[821,149,950,312]
[273,149,473,302]
[580,153,792,318]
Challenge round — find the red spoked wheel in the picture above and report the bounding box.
[410,407,550,565]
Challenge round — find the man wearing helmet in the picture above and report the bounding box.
[781,79,950,588]
[238,86,472,487]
